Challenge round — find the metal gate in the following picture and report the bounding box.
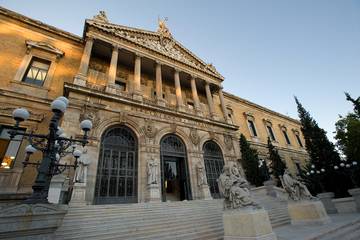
[203,141,224,199]
[95,126,138,204]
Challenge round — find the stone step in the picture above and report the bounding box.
[55,218,222,240]
[309,219,360,240]
[57,212,222,234]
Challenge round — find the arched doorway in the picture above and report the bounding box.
[160,134,192,201]
[203,141,224,199]
[94,126,138,204]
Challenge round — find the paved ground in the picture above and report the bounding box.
[274,213,360,240]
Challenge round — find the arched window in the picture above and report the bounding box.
[95,126,138,204]
[203,141,224,199]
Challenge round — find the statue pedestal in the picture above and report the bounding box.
[69,183,87,206]
[288,200,330,225]
[223,208,277,240]
[146,184,161,202]
[199,184,212,200]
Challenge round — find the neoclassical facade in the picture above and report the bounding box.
[0,8,308,204]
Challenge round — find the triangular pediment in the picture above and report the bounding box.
[86,18,224,80]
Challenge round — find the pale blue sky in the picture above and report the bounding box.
[1,0,359,141]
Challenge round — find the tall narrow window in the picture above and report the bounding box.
[295,134,303,147]
[283,130,291,144]
[267,126,276,141]
[22,57,51,86]
[0,126,24,169]
[247,120,257,137]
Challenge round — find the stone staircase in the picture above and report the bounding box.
[54,197,290,240]
[309,218,360,240]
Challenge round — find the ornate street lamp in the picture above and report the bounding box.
[333,160,359,188]
[9,96,92,204]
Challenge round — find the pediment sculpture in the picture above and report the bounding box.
[218,163,260,210]
[93,11,109,23]
[280,168,316,201]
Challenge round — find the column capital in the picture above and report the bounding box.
[155,60,162,65]
[134,52,144,58]
[190,74,198,79]
[174,68,181,73]
[112,44,121,50]
[219,85,224,90]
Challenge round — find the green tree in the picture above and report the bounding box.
[335,93,360,186]
[267,138,286,186]
[239,134,265,186]
[295,97,347,196]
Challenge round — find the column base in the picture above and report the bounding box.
[73,74,87,86]
[133,92,143,101]
[195,108,203,117]
[177,105,186,112]
[288,200,331,225]
[156,98,166,107]
[146,184,161,202]
[223,208,277,240]
[105,84,117,94]
[69,183,87,207]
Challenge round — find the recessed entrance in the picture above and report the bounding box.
[94,126,138,204]
[160,134,191,201]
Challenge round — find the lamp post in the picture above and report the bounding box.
[333,160,358,188]
[305,164,326,192]
[9,96,92,204]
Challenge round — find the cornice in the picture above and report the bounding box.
[64,82,239,131]
[0,6,82,43]
[223,91,301,125]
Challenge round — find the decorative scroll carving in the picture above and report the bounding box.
[189,128,200,146]
[170,123,177,133]
[142,120,157,139]
[92,11,109,23]
[25,40,64,59]
[79,106,100,130]
[119,112,128,124]
[218,163,260,210]
[224,134,233,150]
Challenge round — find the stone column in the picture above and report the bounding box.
[218,86,229,122]
[174,69,184,111]
[74,37,94,86]
[155,61,165,106]
[108,45,119,86]
[105,45,119,94]
[190,76,201,114]
[205,81,215,118]
[133,53,142,101]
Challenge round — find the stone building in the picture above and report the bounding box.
[0,7,308,204]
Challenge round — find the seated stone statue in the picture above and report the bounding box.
[280,168,315,201]
[218,163,259,210]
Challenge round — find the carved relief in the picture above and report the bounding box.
[189,128,200,146]
[88,21,223,79]
[79,106,100,130]
[119,112,128,124]
[141,120,157,139]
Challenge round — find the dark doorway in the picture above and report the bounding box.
[203,141,224,199]
[94,126,138,204]
[160,134,191,201]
